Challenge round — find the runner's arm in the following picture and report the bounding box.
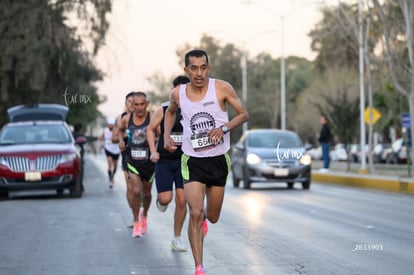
[164,89,179,152]
[147,106,163,163]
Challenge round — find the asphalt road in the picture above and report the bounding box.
[0,153,413,275]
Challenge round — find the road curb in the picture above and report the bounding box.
[312,172,414,194]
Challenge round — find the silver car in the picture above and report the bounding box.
[231,129,312,189]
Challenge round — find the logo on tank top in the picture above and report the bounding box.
[189,112,222,151]
[131,128,147,145]
[203,100,214,107]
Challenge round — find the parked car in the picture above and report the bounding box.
[307,146,322,160]
[231,129,312,190]
[383,138,411,164]
[349,144,369,163]
[373,143,391,163]
[330,143,348,161]
[0,104,83,198]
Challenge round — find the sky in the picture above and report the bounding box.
[96,0,342,118]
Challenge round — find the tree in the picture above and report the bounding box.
[309,3,360,72]
[372,0,414,176]
[247,53,280,129]
[0,0,112,127]
[298,68,360,154]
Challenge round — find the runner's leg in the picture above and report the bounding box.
[185,181,206,267]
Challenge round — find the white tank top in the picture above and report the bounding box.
[104,127,121,154]
[179,78,230,157]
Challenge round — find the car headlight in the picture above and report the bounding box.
[59,153,77,163]
[299,154,312,165]
[246,153,261,165]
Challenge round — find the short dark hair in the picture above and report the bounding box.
[173,75,190,87]
[74,122,83,133]
[125,91,136,102]
[134,91,147,99]
[185,49,209,67]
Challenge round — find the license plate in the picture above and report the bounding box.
[25,172,42,181]
[274,168,288,176]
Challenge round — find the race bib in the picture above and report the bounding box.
[170,132,183,145]
[130,147,148,160]
[191,132,222,151]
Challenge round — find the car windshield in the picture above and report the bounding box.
[247,131,302,148]
[0,123,72,145]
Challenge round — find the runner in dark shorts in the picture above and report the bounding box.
[118,92,154,238]
[181,154,230,187]
[147,75,190,252]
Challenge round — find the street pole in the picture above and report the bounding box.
[280,16,286,130]
[241,0,322,130]
[241,51,248,134]
[358,0,367,172]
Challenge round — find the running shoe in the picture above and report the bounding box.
[140,208,147,235]
[156,199,168,212]
[171,237,187,252]
[202,218,208,237]
[195,264,206,275]
[132,221,141,238]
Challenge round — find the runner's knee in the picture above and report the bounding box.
[158,192,173,205]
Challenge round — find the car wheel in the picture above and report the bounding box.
[242,167,251,190]
[56,189,64,196]
[302,180,311,190]
[69,177,83,198]
[287,183,294,189]
[386,154,396,164]
[0,190,9,199]
[231,168,240,188]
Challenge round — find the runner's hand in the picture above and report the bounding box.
[164,135,177,152]
[150,152,160,163]
[208,128,224,145]
[119,140,126,151]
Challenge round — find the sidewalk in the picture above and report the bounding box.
[311,160,414,195]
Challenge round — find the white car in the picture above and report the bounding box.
[330,143,348,161]
[307,146,322,160]
[384,138,411,164]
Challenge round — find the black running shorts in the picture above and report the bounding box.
[155,159,183,193]
[181,153,230,187]
[105,149,120,161]
[127,159,155,182]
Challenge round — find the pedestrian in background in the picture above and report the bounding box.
[101,117,121,188]
[318,115,332,172]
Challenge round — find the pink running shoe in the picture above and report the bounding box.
[140,208,147,235]
[132,221,141,238]
[195,264,206,275]
[202,218,208,237]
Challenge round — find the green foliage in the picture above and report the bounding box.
[0,0,111,127]
[319,92,360,146]
[309,3,360,72]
